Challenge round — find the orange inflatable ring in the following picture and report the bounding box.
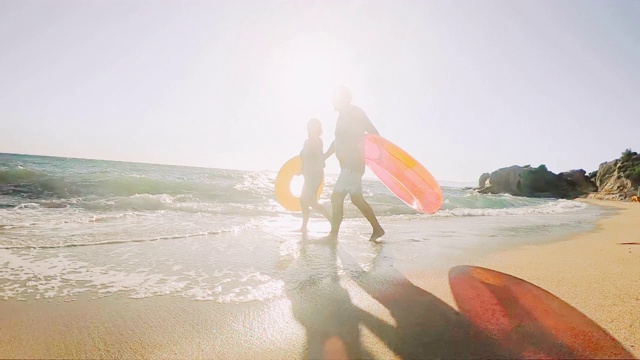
[275,156,324,211]
[364,134,442,214]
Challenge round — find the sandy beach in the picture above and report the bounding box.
[473,199,640,357]
[0,199,638,359]
[3,0,639,358]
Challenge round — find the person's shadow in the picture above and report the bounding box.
[285,238,635,359]
[284,237,501,359]
[284,236,368,359]
[337,244,502,359]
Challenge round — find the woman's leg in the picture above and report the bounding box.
[300,196,310,232]
[310,198,331,222]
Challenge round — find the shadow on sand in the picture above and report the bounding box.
[337,243,500,359]
[284,236,635,359]
[284,235,365,359]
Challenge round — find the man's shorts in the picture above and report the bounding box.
[334,168,364,195]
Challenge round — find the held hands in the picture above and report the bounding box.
[324,141,335,161]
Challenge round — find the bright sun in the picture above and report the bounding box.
[267,32,349,111]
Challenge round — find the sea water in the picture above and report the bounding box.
[0,153,608,301]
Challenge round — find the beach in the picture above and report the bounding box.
[3,0,640,357]
[0,198,637,358]
[475,199,640,357]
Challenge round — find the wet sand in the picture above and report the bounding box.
[0,199,638,358]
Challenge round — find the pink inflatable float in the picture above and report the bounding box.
[364,134,442,213]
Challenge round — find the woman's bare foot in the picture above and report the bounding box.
[370,227,385,242]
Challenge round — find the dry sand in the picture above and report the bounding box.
[0,199,638,358]
[471,199,640,357]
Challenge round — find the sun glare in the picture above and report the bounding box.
[266,33,350,111]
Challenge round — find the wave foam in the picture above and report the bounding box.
[0,229,229,249]
[0,249,284,302]
[434,199,587,217]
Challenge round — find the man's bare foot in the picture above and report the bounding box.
[370,227,385,242]
[319,233,338,244]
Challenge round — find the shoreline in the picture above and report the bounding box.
[0,199,637,358]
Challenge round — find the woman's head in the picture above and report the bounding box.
[307,118,322,137]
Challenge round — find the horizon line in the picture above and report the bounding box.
[0,151,479,184]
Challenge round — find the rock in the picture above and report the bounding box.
[558,169,598,194]
[595,160,618,190]
[477,165,596,199]
[478,165,527,196]
[477,149,640,201]
[591,154,640,200]
[478,173,490,188]
[587,192,628,201]
[520,165,565,197]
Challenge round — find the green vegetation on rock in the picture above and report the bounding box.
[619,149,640,185]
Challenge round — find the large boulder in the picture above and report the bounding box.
[477,150,640,200]
[590,153,640,199]
[478,173,490,188]
[478,165,597,199]
[558,169,598,194]
[520,165,566,197]
[595,160,619,190]
[478,165,528,196]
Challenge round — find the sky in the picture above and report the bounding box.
[1,0,639,182]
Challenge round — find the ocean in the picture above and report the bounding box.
[0,153,608,302]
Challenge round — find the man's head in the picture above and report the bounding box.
[332,86,352,111]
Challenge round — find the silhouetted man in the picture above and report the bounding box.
[325,86,384,242]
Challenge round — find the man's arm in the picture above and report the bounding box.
[362,111,379,135]
[324,141,335,160]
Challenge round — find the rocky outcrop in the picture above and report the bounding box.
[558,169,598,194]
[478,165,596,199]
[478,166,527,195]
[478,173,490,188]
[587,153,640,200]
[478,150,640,200]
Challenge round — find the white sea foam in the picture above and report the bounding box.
[433,199,587,217]
[0,154,607,302]
[0,204,246,248]
[0,248,285,302]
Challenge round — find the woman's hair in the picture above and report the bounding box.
[307,118,322,134]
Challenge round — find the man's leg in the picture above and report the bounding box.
[350,194,385,241]
[330,190,347,235]
[308,177,331,222]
